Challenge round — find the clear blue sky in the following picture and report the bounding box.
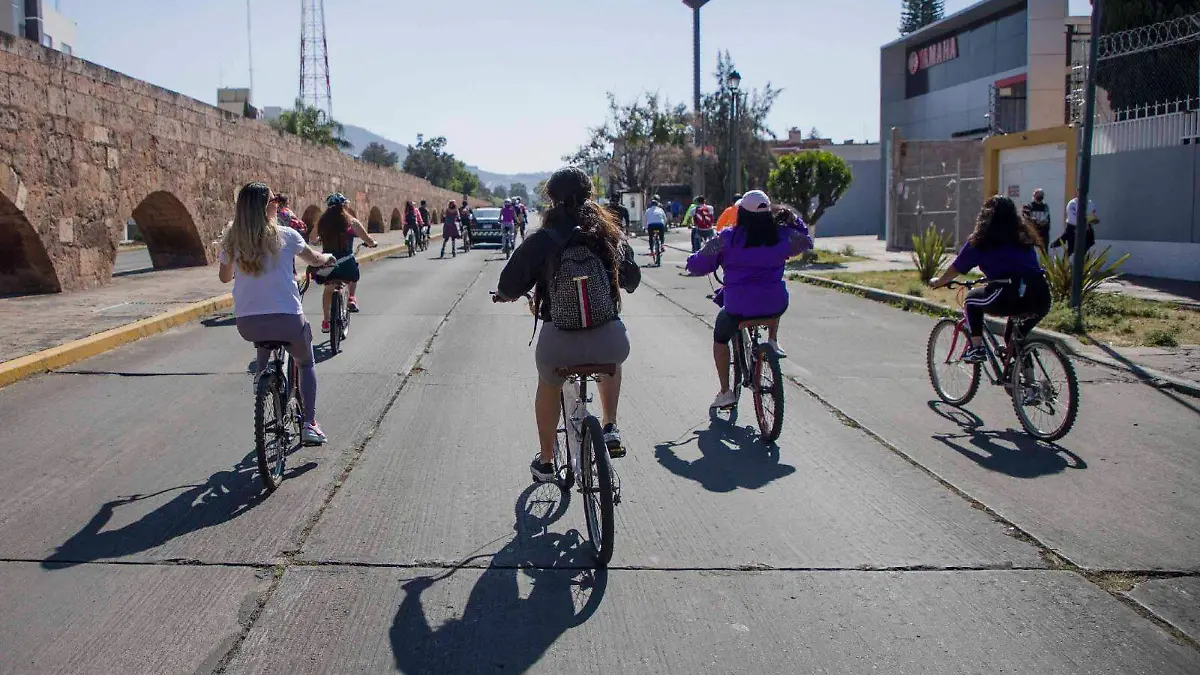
[63,0,1090,174]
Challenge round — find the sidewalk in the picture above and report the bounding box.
[0,230,411,366]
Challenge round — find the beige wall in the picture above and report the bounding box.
[1027,0,1068,130]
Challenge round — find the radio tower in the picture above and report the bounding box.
[299,0,333,119]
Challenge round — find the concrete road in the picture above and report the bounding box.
[0,231,1196,674]
[114,247,153,275]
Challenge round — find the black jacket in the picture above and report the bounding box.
[497,220,640,321]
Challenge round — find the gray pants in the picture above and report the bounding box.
[535,319,630,386]
[236,313,317,425]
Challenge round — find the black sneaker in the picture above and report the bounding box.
[961,346,987,363]
[530,456,555,484]
[603,423,626,458]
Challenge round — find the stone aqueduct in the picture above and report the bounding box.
[0,34,467,294]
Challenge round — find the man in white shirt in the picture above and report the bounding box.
[1052,197,1097,256]
[644,199,668,262]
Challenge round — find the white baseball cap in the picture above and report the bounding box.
[736,189,771,212]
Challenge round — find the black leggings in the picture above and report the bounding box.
[963,275,1051,342]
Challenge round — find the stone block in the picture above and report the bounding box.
[58,217,74,243]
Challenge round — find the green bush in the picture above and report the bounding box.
[1144,327,1180,348]
[1039,247,1130,305]
[840,244,857,257]
[905,282,925,297]
[910,224,952,282]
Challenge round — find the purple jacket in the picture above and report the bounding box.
[686,221,813,317]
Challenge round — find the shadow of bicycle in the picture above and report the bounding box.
[927,401,1087,479]
[390,482,607,675]
[654,414,794,493]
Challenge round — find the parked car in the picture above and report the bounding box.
[469,207,503,244]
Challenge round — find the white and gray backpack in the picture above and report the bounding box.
[544,227,618,330]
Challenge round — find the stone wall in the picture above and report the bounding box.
[0,34,467,293]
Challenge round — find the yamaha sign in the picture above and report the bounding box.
[907,36,959,75]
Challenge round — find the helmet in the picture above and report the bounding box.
[514,197,521,203]
[504,198,512,205]
[326,192,347,208]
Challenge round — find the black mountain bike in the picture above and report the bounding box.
[927,278,1079,441]
[253,342,303,491]
[710,271,785,443]
[648,228,664,267]
[311,244,365,356]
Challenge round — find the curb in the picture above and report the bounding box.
[792,272,1200,398]
[0,238,421,391]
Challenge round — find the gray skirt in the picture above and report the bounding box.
[535,319,630,386]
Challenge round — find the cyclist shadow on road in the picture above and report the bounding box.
[41,451,316,568]
[654,416,797,493]
[391,482,607,675]
[927,401,1087,479]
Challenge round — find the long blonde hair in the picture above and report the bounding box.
[221,182,281,276]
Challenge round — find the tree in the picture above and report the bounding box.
[699,52,782,204]
[899,0,944,35]
[360,142,399,168]
[493,184,508,198]
[402,134,483,196]
[268,99,351,150]
[807,127,823,140]
[509,182,530,202]
[767,151,853,236]
[565,92,691,195]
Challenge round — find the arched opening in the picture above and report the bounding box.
[390,208,402,230]
[0,193,60,294]
[367,206,384,233]
[131,191,207,269]
[301,205,320,242]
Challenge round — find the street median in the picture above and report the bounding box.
[0,237,421,390]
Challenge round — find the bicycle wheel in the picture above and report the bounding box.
[254,370,286,492]
[752,348,785,443]
[330,292,342,355]
[554,393,574,489]
[927,318,981,405]
[580,416,615,567]
[1011,339,1079,441]
[731,332,745,400]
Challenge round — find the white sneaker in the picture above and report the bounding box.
[768,340,787,358]
[710,390,738,409]
[302,422,328,446]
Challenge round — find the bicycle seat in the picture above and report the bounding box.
[555,364,617,378]
[738,318,779,330]
[254,341,290,349]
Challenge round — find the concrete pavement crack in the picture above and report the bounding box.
[639,274,1200,652]
[209,262,489,674]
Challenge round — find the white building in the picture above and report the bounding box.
[2,1,76,55]
[41,1,75,55]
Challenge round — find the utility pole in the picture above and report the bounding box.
[683,1,712,197]
[246,0,254,103]
[1071,0,1102,320]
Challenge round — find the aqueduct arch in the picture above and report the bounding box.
[390,208,402,230]
[0,193,60,294]
[367,206,385,233]
[131,191,207,269]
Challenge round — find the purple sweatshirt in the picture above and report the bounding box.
[686,221,813,317]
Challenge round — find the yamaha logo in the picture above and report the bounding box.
[907,35,959,75]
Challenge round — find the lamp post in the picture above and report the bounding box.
[1071,0,1103,321]
[683,1,712,197]
[728,69,742,203]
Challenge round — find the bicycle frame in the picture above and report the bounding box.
[559,376,591,482]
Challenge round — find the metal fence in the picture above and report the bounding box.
[890,140,984,251]
[1070,12,1200,155]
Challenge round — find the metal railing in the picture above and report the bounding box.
[1092,97,1200,154]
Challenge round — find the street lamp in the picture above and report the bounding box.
[728,70,742,202]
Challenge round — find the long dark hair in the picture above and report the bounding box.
[539,166,624,305]
[317,203,352,252]
[737,207,780,248]
[968,195,1041,250]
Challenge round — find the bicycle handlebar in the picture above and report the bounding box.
[944,277,1008,289]
[490,290,533,304]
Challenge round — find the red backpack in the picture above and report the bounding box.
[694,205,714,230]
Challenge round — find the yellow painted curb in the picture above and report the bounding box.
[0,240,415,390]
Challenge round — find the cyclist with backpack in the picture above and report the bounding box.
[686,190,812,409]
[494,167,641,483]
[419,200,432,239]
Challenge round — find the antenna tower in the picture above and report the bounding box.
[299,0,333,119]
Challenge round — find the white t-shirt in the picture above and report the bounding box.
[219,227,306,317]
[644,206,667,226]
[1065,198,1097,226]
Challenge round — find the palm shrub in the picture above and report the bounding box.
[910,224,953,282]
[1039,247,1130,304]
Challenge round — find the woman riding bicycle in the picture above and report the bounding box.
[403,201,424,248]
[218,182,337,445]
[930,194,1051,363]
[685,190,813,410]
[494,167,641,484]
[312,193,378,332]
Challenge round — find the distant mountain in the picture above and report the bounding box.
[336,123,551,191]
